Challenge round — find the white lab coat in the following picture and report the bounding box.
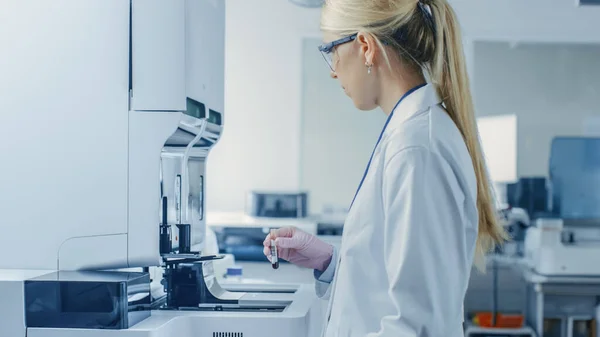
[315,83,478,337]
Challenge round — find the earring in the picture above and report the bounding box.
[366,62,372,74]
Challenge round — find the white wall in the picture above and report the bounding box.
[452,0,600,44]
[300,38,387,214]
[207,0,600,213]
[473,41,600,177]
[206,0,321,212]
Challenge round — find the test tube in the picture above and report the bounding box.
[270,239,279,269]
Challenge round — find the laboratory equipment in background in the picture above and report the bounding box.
[317,205,347,236]
[209,191,318,262]
[246,191,309,218]
[496,206,531,256]
[548,137,600,220]
[524,137,600,276]
[465,136,600,337]
[314,206,345,253]
[506,177,550,220]
[0,1,322,336]
[525,218,600,275]
[516,137,600,337]
[499,177,548,255]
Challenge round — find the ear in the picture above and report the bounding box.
[356,32,378,66]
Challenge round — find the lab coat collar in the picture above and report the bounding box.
[386,83,442,130]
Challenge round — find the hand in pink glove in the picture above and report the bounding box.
[263,227,334,272]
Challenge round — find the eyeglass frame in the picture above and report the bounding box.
[317,33,358,72]
[317,33,397,72]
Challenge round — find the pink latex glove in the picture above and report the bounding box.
[263,227,334,272]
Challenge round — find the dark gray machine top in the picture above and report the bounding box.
[549,137,600,221]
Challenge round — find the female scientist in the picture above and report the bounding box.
[264,0,506,335]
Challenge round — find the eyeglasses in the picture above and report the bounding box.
[317,33,357,72]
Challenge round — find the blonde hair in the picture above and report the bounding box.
[321,0,507,269]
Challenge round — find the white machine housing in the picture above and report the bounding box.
[0,0,224,271]
[0,269,324,337]
[524,218,600,276]
[0,2,325,337]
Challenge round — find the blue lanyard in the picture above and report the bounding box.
[349,83,427,210]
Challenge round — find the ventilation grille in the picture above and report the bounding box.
[213,333,243,337]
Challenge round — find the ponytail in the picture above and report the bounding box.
[428,0,508,270]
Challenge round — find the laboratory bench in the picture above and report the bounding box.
[520,266,600,337]
[465,255,600,337]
